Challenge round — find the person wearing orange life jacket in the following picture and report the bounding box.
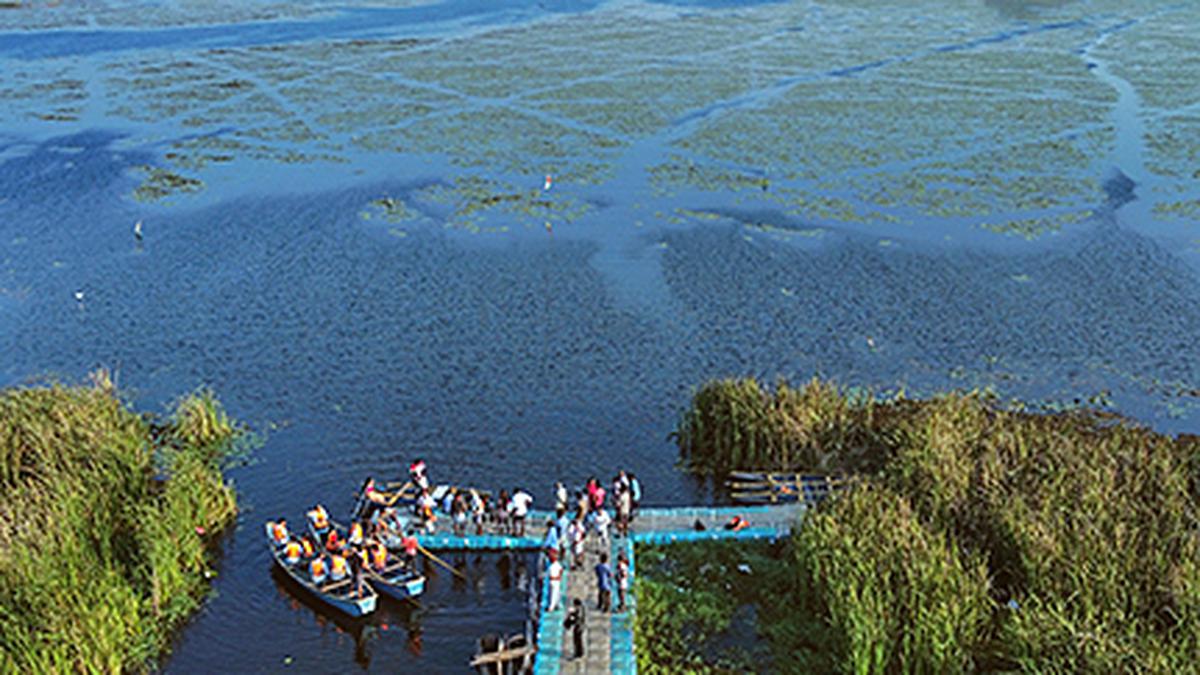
[401,532,419,567]
[269,518,289,547]
[310,555,328,585]
[330,553,348,582]
[308,504,330,534]
[301,535,316,559]
[349,521,364,546]
[284,540,302,564]
[371,543,388,571]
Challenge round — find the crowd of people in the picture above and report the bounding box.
[266,504,413,600]
[268,456,645,643]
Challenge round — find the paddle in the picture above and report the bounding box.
[416,542,468,580]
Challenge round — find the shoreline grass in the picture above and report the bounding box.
[0,373,243,672]
[659,377,1200,673]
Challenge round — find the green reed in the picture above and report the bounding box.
[670,379,1200,673]
[0,373,240,672]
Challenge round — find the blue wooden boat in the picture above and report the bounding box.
[318,519,426,602]
[369,560,426,601]
[264,523,377,618]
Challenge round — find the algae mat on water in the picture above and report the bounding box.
[0,372,243,672]
[2,0,1196,236]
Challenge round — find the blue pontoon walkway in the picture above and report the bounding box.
[417,503,805,673]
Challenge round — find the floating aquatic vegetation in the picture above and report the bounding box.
[362,195,419,223]
[412,176,591,231]
[131,165,204,202]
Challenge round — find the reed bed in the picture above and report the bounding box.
[666,378,1200,673]
[0,374,241,672]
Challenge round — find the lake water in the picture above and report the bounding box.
[1,0,1198,670]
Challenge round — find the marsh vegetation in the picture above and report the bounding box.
[0,373,241,672]
[653,378,1200,672]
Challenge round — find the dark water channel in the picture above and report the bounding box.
[2,0,1199,671]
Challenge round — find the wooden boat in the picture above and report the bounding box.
[316,519,426,602]
[368,558,426,601]
[264,522,377,618]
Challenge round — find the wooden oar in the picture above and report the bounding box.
[416,542,468,580]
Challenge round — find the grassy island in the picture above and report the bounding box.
[0,372,241,672]
[640,378,1199,673]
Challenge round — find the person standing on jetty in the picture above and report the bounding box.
[555,507,571,562]
[555,481,569,512]
[409,458,430,491]
[546,549,563,612]
[595,552,613,612]
[495,489,511,534]
[509,487,533,536]
[616,484,632,537]
[616,552,630,612]
[542,517,559,555]
[564,598,586,659]
[629,473,642,520]
[470,489,487,535]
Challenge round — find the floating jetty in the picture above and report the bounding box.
[405,502,810,674]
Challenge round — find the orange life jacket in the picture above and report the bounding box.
[285,541,301,562]
[310,558,327,580]
[271,522,288,545]
[349,522,364,545]
[331,555,347,578]
[301,539,315,557]
[372,545,387,570]
[309,506,329,530]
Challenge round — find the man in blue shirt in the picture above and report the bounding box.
[595,552,613,612]
[542,518,559,555]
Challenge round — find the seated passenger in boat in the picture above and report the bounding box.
[330,553,348,582]
[371,543,388,571]
[308,504,330,534]
[269,518,289,547]
[310,556,328,585]
[284,539,302,565]
[349,521,365,547]
[300,535,316,559]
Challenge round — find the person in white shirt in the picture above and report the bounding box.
[593,507,612,548]
[546,549,564,612]
[554,482,569,512]
[508,488,534,536]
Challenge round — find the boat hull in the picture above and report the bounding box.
[369,571,426,601]
[265,524,377,618]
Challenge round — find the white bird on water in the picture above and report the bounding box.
[133,220,143,241]
[74,290,85,304]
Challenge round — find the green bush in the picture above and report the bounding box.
[0,374,240,672]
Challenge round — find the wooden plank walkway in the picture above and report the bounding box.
[402,502,805,673]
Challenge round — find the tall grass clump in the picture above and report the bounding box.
[0,374,241,672]
[666,377,1200,673]
[787,484,993,673]
[674,377,891,475]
